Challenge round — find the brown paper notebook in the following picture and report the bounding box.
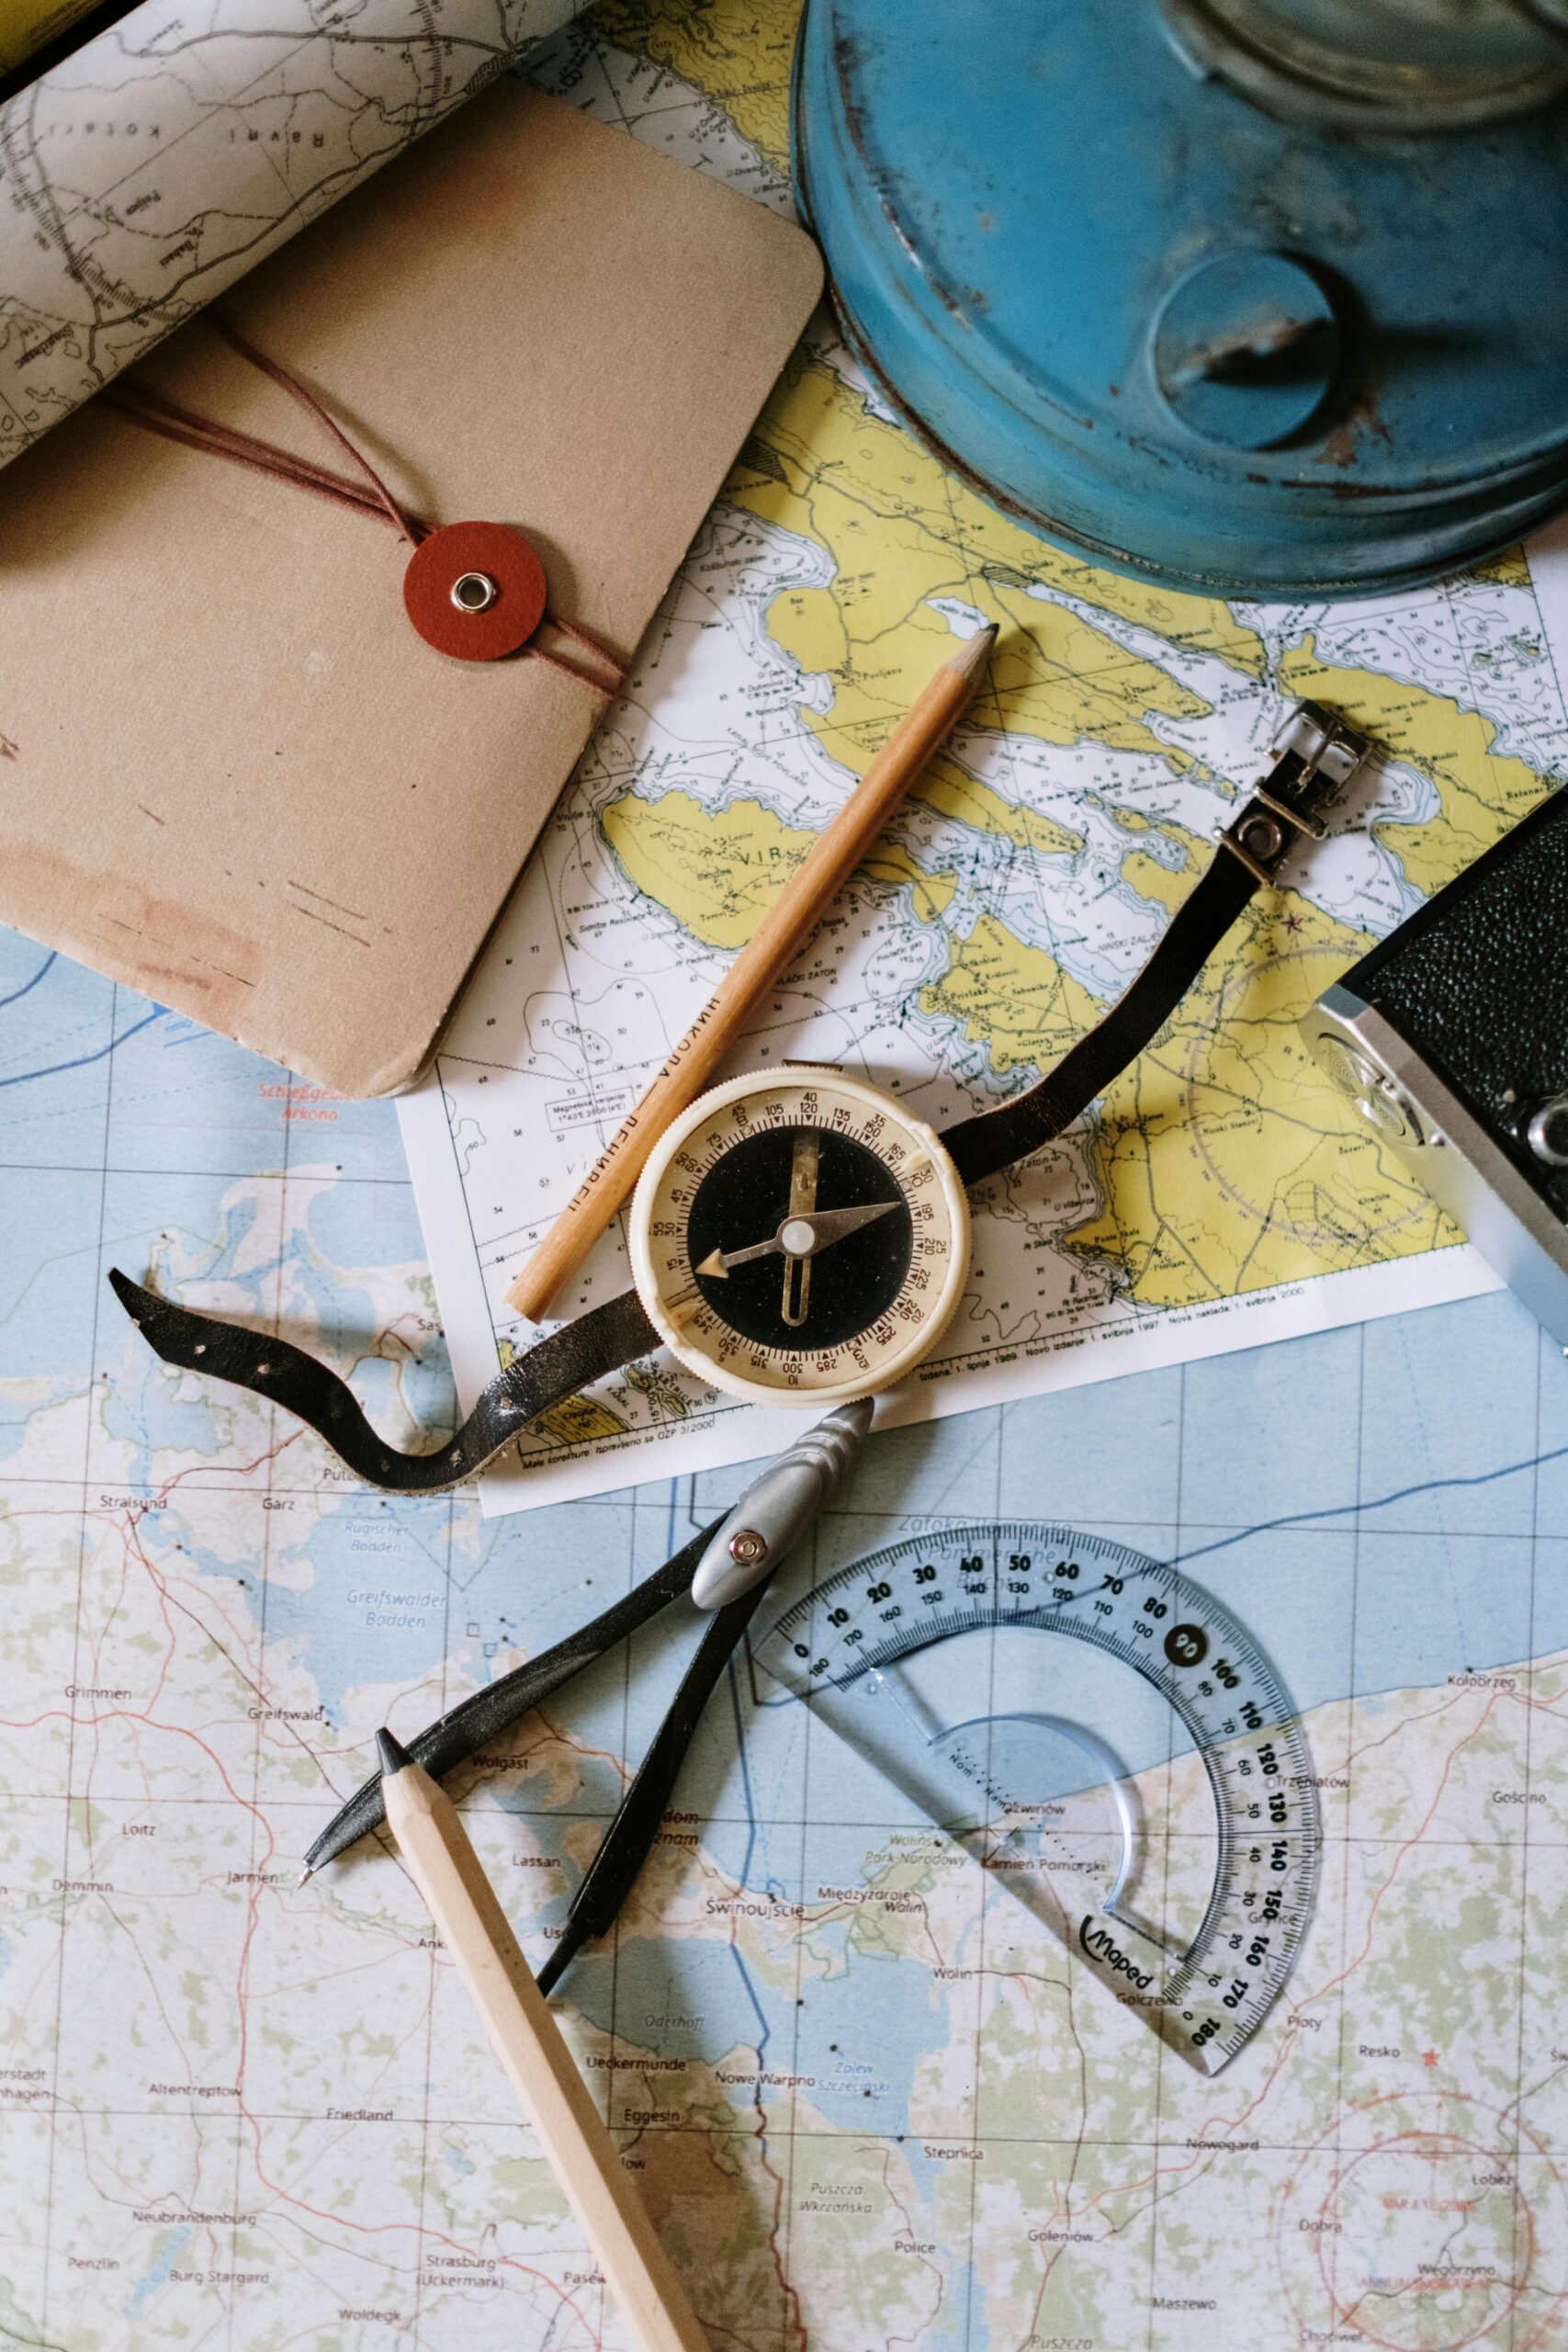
[0,82,821,1094]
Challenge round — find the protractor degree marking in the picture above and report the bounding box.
[756,1522,1321,2074]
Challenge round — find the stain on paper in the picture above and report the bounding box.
[0,839,261,1026]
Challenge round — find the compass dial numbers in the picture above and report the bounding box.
[629,1070,969,1408]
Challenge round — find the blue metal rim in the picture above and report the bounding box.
[790,0,1568,599]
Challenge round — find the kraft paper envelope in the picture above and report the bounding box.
[0,81,822,1094]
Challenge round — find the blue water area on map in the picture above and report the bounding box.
[793,1948,953,2143]
[0,1159,108,1460]
[738,1285,1568,1796]
[569,1925,950,2145]
[102,1298,234,1469]
[571,1934,772,2086]
[258,1502,459,1704]
[0,933,403,1186]
[306,1177,425,1288]
[259,1490,676,1727]
[931,2265,980,2352]
[123,2226,190,2322]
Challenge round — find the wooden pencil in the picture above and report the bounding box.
[505,622,1000,1322]
[377,1729,711,2352]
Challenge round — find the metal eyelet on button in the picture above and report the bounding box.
[403,521,548,662]
[451,571,500,615]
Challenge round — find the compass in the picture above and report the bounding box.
[627,1067,970,1408]
[106,703,1368,1489]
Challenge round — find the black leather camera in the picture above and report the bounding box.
[1303,786,1568,1347]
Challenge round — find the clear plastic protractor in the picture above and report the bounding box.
[753,1523,1321,2075]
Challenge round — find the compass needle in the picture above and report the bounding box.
[782,1129,819,1328]
[698,1200,904,1279]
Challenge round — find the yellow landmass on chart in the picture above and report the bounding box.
[1066,896,1456,1303]
[909,864,1447,1299]
[861,842,958,925]
[911,760,1087,862]
[602,788,815,949]
[1121,838,1199,913]
[596,773,1447,1306]
[1278,638,1550,896]
[1472,544,1532,589]
[602,340,1540,1308]
[1115,820,1210,915]
[732,353,1266,784]
[588,0,798,167]
[535,1393,629,1445]
[604,790,961,944]
[728,354,1547,1303]
[919,915,1101,1081]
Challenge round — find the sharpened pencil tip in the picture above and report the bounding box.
[376,1724,412,1779]
[297,1866,313,1888]
[947,622,999,684]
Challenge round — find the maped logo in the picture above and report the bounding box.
[1078,1917,1154,1992]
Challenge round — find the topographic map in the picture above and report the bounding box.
[398,13,1567,1511]
[0,0,584,457]
[7,912,1568,2352]
[4,6,1568,2351]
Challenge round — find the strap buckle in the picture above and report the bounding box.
[1217,700,1370,885]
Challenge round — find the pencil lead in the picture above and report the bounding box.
[947,621,999,683]
[376,1724,412,1779]
[297,1865,313,1887]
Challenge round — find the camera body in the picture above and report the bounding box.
[1303,786,1568,1346]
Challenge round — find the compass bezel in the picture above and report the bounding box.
[628,1067,971,1408]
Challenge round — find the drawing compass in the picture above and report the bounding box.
[299,1472,1318,2066]
[297,1400,877,1994]
[107,701,1369,1487]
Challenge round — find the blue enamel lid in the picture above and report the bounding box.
[793,0,1568,596]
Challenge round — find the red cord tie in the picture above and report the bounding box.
[103,319,626,695]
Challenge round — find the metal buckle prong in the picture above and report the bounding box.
[1214,820,1280,886]
[1252,783,1329,840]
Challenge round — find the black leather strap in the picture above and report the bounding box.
[940,706,1364,1185]
[940,849,1258,1185]
[107,1268,656,1495]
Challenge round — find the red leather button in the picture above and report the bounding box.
[402,521,548,662]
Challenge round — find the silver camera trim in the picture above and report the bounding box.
[1304,983,1568,1350]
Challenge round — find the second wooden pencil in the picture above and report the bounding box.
[377,1728,711,2352]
